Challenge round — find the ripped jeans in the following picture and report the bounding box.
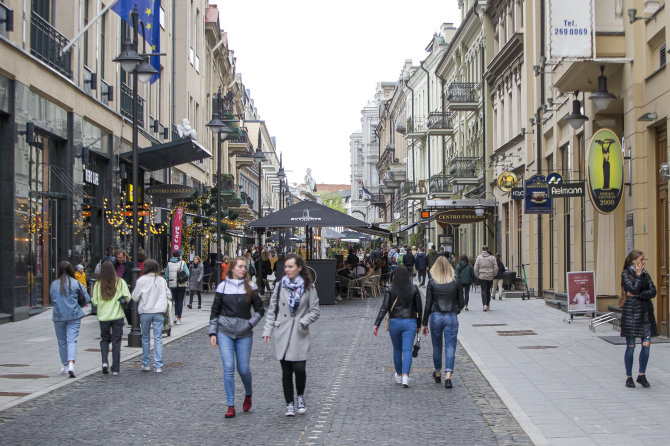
[624,336,651,376]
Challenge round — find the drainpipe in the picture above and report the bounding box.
[537,0,546,297]
[420,63,431,189]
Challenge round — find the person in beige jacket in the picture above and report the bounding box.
[474,246,498,312]
[263,253,320,417]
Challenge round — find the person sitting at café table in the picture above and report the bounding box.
[354,262,367,278]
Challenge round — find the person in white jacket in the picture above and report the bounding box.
[132,259,171,373]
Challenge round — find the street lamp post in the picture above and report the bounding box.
[113,5,159,348]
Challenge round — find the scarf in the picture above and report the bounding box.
[281,275,304,313]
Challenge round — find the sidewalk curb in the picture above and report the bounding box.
[0,321,209,414]
[459,336,550,446]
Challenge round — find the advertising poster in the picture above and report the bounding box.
[566,271,597,313]
[547,0,594,59]
[588,129,624,214]
[524,175,552,214]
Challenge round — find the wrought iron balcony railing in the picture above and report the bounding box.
[406,116,427,135]
[448,157,481,178]
[447,82,477,103]
[228,128,248,144]
[429,174,453,194]
[120,83,145,128]
[426,111,455,130]
[30,11,72,78]
[376,145,395,173]
[401,181,425,196]
[369,193,386,206]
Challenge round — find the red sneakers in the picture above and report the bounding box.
[225,406,235,418]
[243,395,252,412]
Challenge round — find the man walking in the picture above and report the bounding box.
[474,246,498,312]
[426,244,438,280]
[415,247,428,286]
[493,253,506,300]
[403,245,415,276]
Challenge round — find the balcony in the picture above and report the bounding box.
[30,11,72,78]
[369,193,386,207]
[376,145,395,177]
[227,128,250,155]
[426,112,455,136]
[405,116,426,139]
[402,180,427,201]
[235,153,255,168]
[120,83,145,128]
[429,174,454,196]
[448,157,482,185]
[447,82,478,111]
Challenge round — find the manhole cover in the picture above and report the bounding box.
[472,323,508,327]
[497,330,537,336]
[0,364,29,367]
[0,374,49,379]
[518,346,558,349]
[86,348,102,352]
[0,391,31,397]
[382,366,433,373]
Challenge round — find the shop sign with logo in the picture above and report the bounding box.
[524,175,552,214]
[510,187,525,200]
[497,171,518,192]
[434,209,487,226]
[146,184,196,199]
[546,172,563,185]
[587,128,624,214]
[548,181,586,198]
[83,167,99,186]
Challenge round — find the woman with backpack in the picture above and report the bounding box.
[165,251,189,325]
[91,261,130,375]
[455,255,476,311]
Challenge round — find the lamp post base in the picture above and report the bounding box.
[128,266,143,348]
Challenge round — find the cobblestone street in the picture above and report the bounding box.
[0,297,529,445]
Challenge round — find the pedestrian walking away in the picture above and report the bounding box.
[474,246,498,311]
[209,256,265,418]
[113,249,136,324]
[620,250,657,389]
[187,256,204,309]
[263,253,320,417]
[403,247,415,276]
[426,244,439,281]
[165,251,189,324]
[455,255,476,311]
[492,253,506,300]
[50,261,90,378]
[91,261,130,375]
[132,260,171,373]
[422,257,464,389]
[373,266,422,388]
[415,247,428,287]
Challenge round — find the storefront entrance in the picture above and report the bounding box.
[656,125,668,337]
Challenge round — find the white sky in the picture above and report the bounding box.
[210,0,461,185]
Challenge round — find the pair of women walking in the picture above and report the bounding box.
[374,256,463,388]
[208,253,319,418]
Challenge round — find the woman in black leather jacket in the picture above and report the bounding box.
[620,250,657,388]
[373,266,422,388]
[422,256,464,389]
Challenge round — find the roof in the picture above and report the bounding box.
[315,184,351,194]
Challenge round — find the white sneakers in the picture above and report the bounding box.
[296,396,306,414]
[154,368,163,373]
[401,375,410,388]
[142,366,151,372]
[67,362,76,378]
[394,373,402,384]
[174,319,183,325]
[285,403,295,416]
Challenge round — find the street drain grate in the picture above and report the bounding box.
[0,374,49,379]
[472,323,508,327]
[0,364,29,367]
[382,366,433,373]
[518,345,558,349]
[0,391,31,397]
[86,348,102,352]
[497,330,537,336]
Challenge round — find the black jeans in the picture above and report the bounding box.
[463,284,471,306]
[480,280,493,307]
[99,318,124,372]
[280,360,306,404]
[171,287,186,318]
[417,268,426,284]
[188,290,201,307]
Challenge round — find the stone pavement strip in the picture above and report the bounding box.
[0,296,530,445]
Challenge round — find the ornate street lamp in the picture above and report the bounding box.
[564,93,589,130]
[588,65,616,111]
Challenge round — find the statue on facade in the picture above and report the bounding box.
[304,168,316,191]
[177,118,198,140]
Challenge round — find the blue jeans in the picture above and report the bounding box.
[216,333,253,407]
[140,313,164,369]
[53,319,81,364]
[388,318,417,375]
[624,336,651,376]
[429,312,459,372]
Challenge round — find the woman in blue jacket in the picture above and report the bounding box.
[50,261,90,378]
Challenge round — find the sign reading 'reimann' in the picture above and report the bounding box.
[548,0,594,59]
[548,181,586,198]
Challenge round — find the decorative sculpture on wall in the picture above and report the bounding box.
[177,118,198,140]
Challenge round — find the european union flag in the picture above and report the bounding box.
[112,0,161,84]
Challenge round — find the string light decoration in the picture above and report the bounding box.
[103,191,169,237]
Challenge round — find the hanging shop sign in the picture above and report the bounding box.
[497,171,518,192]
[548,181,586,198]
[172,207,184,252]
[524,175,552,214]
[546,172,563,185]
[83,167,100,186]
[145,184,196,199]
[587,128,624,214]
[510,187,525,200]
[434,209,487,226]
[547,0,594,59]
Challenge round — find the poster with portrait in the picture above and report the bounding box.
[566,271,596,313]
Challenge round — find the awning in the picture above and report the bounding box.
[397,221,424,233]
[322,227,345,239]
[120,137,212,172]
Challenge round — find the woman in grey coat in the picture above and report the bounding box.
[188,256,204,309]
[263,253,320,417]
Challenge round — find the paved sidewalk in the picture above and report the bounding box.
[0,291,216,412]
[456,291,670,446]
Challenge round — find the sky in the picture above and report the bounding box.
[210,0,461,186]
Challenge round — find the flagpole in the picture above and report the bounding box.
[60,0,122,56]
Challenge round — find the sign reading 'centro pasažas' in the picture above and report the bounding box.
[145,184,196,199]
[434,209,487,225]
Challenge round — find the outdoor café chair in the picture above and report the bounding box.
[347,277,365,300]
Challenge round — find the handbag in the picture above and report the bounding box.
[119,295,131,312]
[75,283,87,307]
[384,296,399,331]
[412,334,421,358]
[176,261,188,285]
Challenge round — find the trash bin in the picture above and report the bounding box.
[502,271,517,290]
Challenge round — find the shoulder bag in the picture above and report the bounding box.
[176,261,189,285]
[384,295,399,331]
[412,333,421,357]
[75,282,87,307]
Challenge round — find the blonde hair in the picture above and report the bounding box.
[430,256,455,284]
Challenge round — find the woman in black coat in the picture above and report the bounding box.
[620,250,657,388]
